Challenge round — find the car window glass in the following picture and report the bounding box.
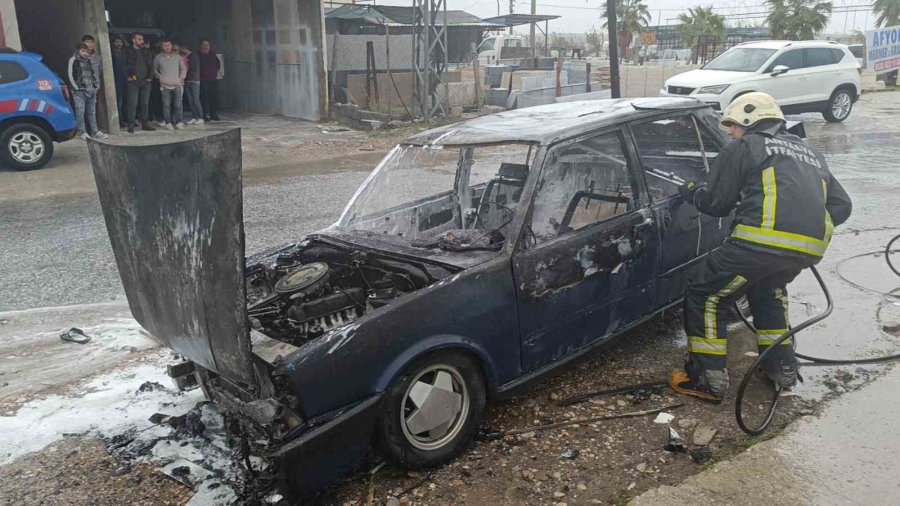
[831,48,846,63]
[767,49,802,71]
[478,37,496,52]
[804,48,837,67]
[530,132,635,243]
[632,114,718,201]
[0,62,28,84]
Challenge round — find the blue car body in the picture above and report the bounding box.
[0,51,77,141]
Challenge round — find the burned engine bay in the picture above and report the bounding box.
[245,239,453,345]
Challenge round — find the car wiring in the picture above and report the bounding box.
[733,231,900,435]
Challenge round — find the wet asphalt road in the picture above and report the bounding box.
[3,93,900,313]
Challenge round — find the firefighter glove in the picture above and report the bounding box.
[678,181,700,203]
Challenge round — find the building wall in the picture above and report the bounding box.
[0,0,21,50]
[329,33,414,72]
[227,0,325,121]
[15,0,118,130]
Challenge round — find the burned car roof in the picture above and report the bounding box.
[405,97,707,147]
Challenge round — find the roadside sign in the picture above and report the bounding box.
[866,25,900,73]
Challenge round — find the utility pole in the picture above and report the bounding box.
[607,0,620,98]
[530,0,536,60]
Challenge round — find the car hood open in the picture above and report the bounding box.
[88,130,255,387]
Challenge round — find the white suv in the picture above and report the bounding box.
[660,40,861,122]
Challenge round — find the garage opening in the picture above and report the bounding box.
[13,0,326,130]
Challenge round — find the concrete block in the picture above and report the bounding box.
[487,88,510,107]
[436,81,477,108]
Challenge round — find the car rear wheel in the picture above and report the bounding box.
[1,123,53,170]
[377,351,486,469]
[823,89,853,123]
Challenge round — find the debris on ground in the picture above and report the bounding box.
[560,448,580,460]
[653,412,675,424]
[665,427,687,453]
[689,447,714,465]
[59,327,91,344]
[692,425,718,446]
[136,381,166,394]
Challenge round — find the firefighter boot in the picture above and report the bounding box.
[670,358,729,403]
[758,344,799,389]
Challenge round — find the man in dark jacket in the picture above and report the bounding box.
[198,39,221,121]
[125,33,156,133]
[670,92,852,402]
[182,46,204,124]
[67,42,107,139]
[111,36,128,128]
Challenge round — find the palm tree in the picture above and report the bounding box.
[766,0,832,40]
[874,0,900,28]
[677,6,727,64]
[601,0,652,61]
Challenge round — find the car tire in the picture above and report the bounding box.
[376,350,486,469]
[0,123,54,170]
[823,88,854,123]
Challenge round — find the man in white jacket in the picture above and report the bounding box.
[153,38,187,130]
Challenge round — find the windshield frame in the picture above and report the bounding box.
[702,47,778,72]
[333,141,541,255]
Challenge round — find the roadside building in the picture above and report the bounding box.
[1,0,328,131]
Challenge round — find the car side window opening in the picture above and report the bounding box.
[804,48,839,68]
[463,144,532,233]
[529,132,636,243]
[0,62,29,84]
[767,49,803,71]
[631,114,719,201]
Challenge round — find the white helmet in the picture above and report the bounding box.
[721,92,784,131]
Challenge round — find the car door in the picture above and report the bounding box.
[802,47,845,103]
[762,48,808,106]
[512,130,658,373]
[629,112,730,309]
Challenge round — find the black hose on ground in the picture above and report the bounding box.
[734,232,900,435]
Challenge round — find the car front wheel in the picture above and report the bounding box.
[377,350,486,469]
[1,123,54,170]
[823,89,854,122]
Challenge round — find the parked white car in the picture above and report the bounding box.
[660,40,861,122]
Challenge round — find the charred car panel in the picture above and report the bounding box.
[88,130,254,386]
[90,98,755,494]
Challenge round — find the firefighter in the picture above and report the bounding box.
[670,92,852,402]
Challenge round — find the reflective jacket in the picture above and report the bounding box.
[690,121,852,260]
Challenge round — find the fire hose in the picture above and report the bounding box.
[733,232,900,435]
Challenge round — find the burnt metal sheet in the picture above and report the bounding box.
[88,129,255,387]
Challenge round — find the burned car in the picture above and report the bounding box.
[89,98,737,492]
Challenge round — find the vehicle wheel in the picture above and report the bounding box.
[377,351,486,469]
[0,123,53,170]
[823,89,853,123]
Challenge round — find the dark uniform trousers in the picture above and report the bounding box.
[684,240,814,371]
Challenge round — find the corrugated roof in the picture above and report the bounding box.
[326,5,503,27]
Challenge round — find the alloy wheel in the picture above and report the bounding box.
[832,92,852,120]
[8,132,45,165]
[400,364,470,451]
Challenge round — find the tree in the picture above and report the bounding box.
[766,0,832,40]
[874,0,900,28]
[677,6,726,63]
[585,26,606,56]
[601,0,652,61]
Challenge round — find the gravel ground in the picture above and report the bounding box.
[322,312,851,506]
[0,438,191,506]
